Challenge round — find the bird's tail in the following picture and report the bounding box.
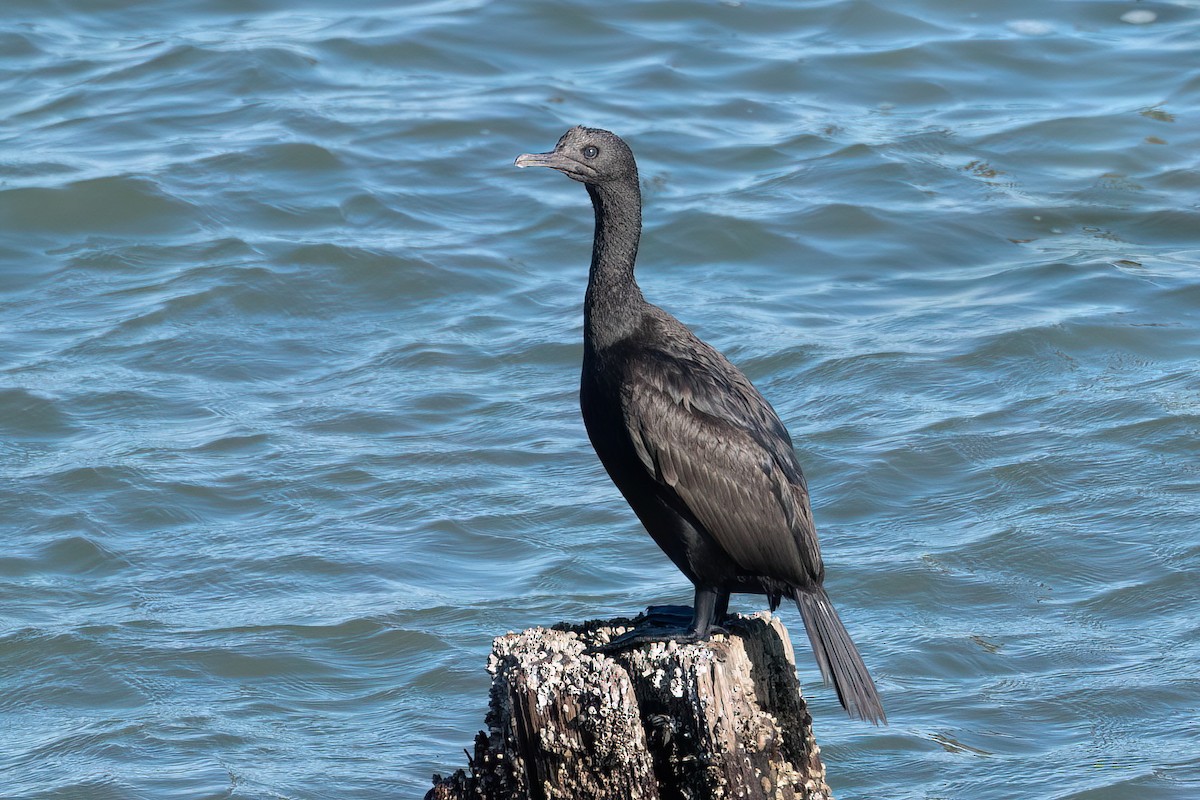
[794,587,886,725]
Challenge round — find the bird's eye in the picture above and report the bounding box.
[582,145,599,159]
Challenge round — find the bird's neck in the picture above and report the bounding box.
[584,179,645,350]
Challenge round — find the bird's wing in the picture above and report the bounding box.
[623,339,823,585]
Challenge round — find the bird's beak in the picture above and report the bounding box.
[514,150,562,169]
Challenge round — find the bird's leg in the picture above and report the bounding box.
[713,590,730,626]
[687,586,721,637]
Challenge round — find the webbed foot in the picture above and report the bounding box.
[587,604,730,654]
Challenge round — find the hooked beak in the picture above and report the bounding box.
[514,148,595,182]
[514,151,563,169]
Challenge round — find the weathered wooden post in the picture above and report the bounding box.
[426,612,832,800]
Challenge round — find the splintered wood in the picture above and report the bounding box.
[426,613,831,800]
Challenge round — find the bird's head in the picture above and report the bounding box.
[514,126,638,186]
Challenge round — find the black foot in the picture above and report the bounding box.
[641,605,695,627]
[638,604,733,629]
[586,608,730,655]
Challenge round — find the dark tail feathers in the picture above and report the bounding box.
[794,587,886,725]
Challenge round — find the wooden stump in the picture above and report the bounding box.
[426,612,832,800]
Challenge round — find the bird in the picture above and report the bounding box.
[514,126,885,724]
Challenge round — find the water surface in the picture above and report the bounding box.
[2,1,1198,798]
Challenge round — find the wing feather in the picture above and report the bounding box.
[623,333,822,585]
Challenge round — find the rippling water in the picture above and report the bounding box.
[2,1,1198,798]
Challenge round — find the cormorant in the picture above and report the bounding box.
[515,127,885,724]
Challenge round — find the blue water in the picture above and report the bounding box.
[2,1,1198,798]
